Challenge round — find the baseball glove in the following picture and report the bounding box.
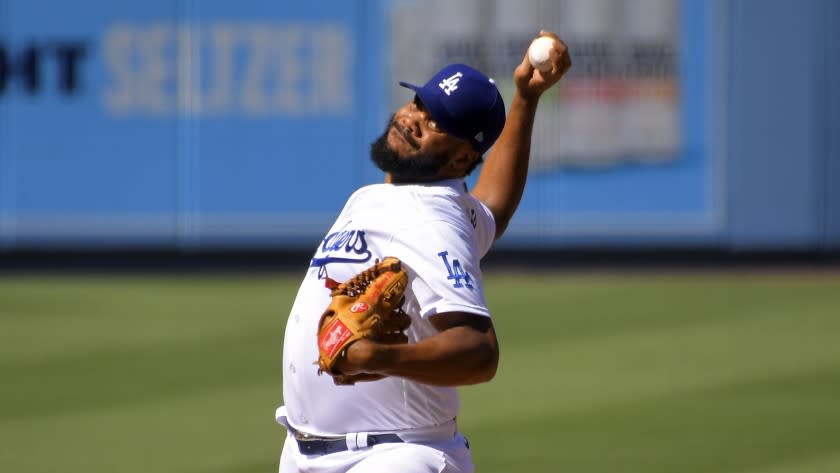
[316,257,410,380]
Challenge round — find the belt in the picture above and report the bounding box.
[275,406,454,456]
[293,430,404,455]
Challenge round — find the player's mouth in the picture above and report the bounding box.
[391,122,420,150]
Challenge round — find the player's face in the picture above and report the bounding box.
[370,116,449,181]
[370,96,475,182]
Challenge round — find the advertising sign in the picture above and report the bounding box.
[0,0,385,248]
[387,0,725,245]
[0,0,727,249]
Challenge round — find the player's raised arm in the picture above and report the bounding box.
[472,31,571,240]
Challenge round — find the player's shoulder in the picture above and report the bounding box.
[345,180,492,240]
[347,181,463,215]
[351,181,462,199]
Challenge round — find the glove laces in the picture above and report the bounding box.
[323,258,401,297]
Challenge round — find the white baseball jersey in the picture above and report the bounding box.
[281,178,496,436]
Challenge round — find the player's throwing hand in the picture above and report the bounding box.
[515,30,572,100]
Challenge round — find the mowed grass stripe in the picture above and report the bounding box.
[1,276,298,422]
[466,273,840,473]
[464,364,840,473]
[464,275,840,418]
[0,275,298,362]
[2,272,839,473]
[485,274,840,343]
[1,329,281,421]
[463,320,840,426]
[743,452,840,473]
[0,381,285,473]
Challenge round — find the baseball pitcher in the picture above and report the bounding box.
[277,30,571,473]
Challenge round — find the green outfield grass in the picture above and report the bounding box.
[2,270,839,473]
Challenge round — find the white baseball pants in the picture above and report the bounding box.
[276,407,473,473]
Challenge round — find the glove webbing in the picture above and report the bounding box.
[323,259,402,297]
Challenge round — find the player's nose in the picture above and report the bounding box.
[398,114,422,138]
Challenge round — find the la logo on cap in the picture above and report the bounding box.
[438,71,463,96]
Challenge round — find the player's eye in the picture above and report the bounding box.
[412,95,441,132]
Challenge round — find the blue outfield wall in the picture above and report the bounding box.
[0,0,388,249]
[726,0,839,250]
[0,0,837,251]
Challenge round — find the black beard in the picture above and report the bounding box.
[370,119,450,182]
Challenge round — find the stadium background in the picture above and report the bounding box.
[1,1,839,472]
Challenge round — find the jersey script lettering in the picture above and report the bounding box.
[310,230,372,268]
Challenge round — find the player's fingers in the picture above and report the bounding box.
[513,52,536,90]
[543,35,571,76]
[556,37,571,66]
[518,48,536,73]
[550,50,571,76]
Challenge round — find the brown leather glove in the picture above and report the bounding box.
[316,257,410,383]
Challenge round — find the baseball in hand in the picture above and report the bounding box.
[528,36,556,72]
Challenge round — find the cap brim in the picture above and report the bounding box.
[398,81,420,91]
[397,81,452,135]
[398,81,429,104]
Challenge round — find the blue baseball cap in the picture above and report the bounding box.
[399,63,506,155]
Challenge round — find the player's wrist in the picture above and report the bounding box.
[339,339,390,374]
[364,341,400,374]
[511,89,542,110]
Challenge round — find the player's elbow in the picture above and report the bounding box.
[479,347,500,383]
[434,315,500,384]
[471,337,499,384]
